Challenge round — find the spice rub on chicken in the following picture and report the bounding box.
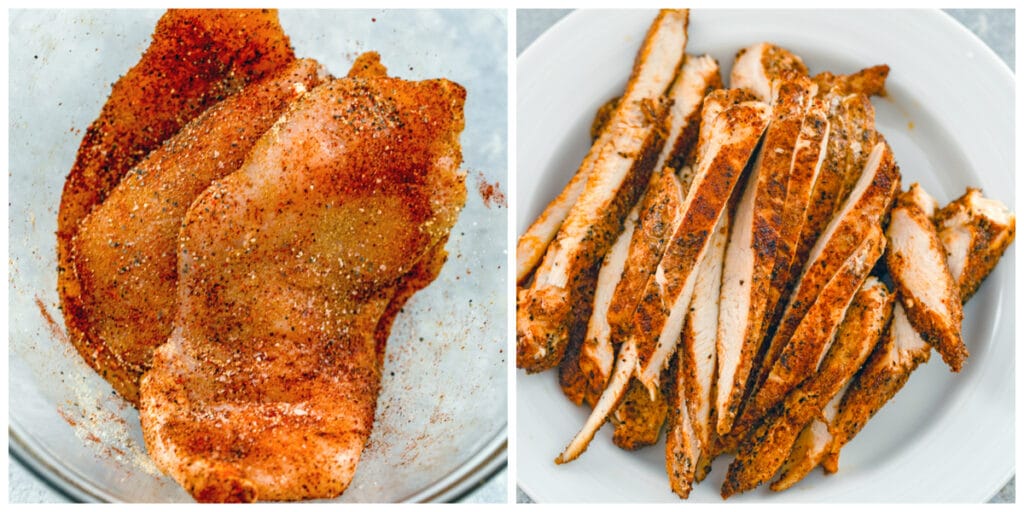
[139,76,466,502]
[71,59,327,403]
[59,8,297,403]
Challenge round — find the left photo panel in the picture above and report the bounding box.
[8,9,508,503]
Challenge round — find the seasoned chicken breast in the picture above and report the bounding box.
[59,8,297,402]
[139,76,466,502]
[574,56,722,403]
[632,91,770,394]
[666,211,729,497]
[71,59,326,403]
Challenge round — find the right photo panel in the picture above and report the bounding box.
[516,8,1014,503]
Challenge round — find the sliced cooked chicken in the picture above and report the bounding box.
[887,183,967,371]
[555,94,770,464]
[666,211,729,497]
[596,170,683,432]
[729,42,809,101]
[722,277,892,498]
[515,8,689,285]
[59,8,296,401]
[771,381,847,491]
[813,65,890,98]
[823,303,931,473]
[740,225,886,433]
[747,142,899,418]
[824,189,1014,474]
[516,92,669,371]
[576,56,722,399]
[556,340,639,464]
[793,92,873,275]
[70,59,327,404]
[139,76,467,502]
[631,92,770,396]
[935,188,1016,301]
[714,74,815,436]
[516,20,693,372]
[606,55,722,333]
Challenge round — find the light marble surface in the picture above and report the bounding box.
[515,8,1014,505]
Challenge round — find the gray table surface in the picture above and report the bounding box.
[515,8,1014,504]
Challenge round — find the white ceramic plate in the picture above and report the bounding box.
[9,9,508,503]
[517,9,1013,503]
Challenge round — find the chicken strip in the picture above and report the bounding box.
[606,169,686,343]
[139,76,467,502]
[935,188,1016,302]
[770,280,893,491]
[555,93,769,464]
[714,74,815,436]
[566,165,682,407]
[656,55,725,181]
[515,9,688,285]
[761,96,830,351]
[722,277,892,498]
[558,261,601,406]
[606,55,722,330]
[833,95,879,216]
[887,183,967,371]
[70,59,326,404]
[742,141,898,428]
[59,8,296,401]
[729,42,809,101]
